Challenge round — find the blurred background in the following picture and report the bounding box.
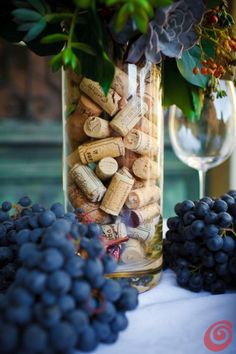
[0,1,236,218]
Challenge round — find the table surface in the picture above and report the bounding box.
[94,269,236,354]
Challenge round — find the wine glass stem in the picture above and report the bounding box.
[198,170,206,198]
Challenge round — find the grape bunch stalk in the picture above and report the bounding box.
[0,197,138,354]
[164,191,236,294]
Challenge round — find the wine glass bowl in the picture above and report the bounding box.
[168,81,236,197]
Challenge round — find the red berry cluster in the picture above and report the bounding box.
[193,59,226,78]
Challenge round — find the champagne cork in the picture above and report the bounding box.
[100,168,134,216]
[125,185,160,209]
[120,239,145,264]
[95,157,118,180]
[78,137,125,164]
[116,150,139,170]
[80,78,121,116]
[110,96,148,137]
[70,164,106,202]
[68,183,111,224]
[66,95,103,144]
[128,223,156,242]
[66,149,82,168]
[124,129,158,155]
[111,67,135,99]
[83,116,111,139]
[135,116,158,138]
[101,223,127,240]
[132,178,156,190]
[130,203,160,227]
[132,157,159,180]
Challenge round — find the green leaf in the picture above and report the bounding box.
[136,0,154,17]
[151,0,173,7]
[49,52,63,72]
[18,23,35,31]
[177,46,209,88]
[26,0,46,15]
[74,0,92,8]
[201,38,215,58]
[98,52,115,95]
[206,0,221,8]
[115,4,131,32]
[41,33,68,44]
[63,48,73,66]
[71,42,96,55]
[163,59,198,120]
[12,9,42,22]
[23,20,46,42]
[45,13,73,23]
[133,9,148,33]
[104,0,119,5]
[191,88,204,120]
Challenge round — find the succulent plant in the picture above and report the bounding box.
[112,0,205,64]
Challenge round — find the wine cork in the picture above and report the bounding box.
[132,157,159,180]
[120,239,145,264]
[68,183,111,224]
[83,116,111,139]
[130,203,160,227]
[132,178,156,190]
[135,116,158,138]
[76,94,103,117]
[78,137,125,164]
[66,149,82,168]
[70,164,106,202]
[124,129,158,155]
[101,223,127,240]
[116,150,139,170]
[95,157,118,180]
[110,96,148,137]
[66,95,103,144]
[128,223,156,242]
[111,67,135,98]
[100,168,134,216]
[125,185,160,209]
[80,78,121,116]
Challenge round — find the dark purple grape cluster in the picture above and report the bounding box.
[0,197,138,353]
[164,191,236,294]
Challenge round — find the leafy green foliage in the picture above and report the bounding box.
[163,59,203,120]
[177,46,209,89]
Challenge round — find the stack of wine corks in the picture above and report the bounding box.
[66,66,161,265]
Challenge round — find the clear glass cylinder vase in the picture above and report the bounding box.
[62,62,163,292]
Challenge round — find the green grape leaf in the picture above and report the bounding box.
[206,0,221,8]
[177,46,209,88]
[71,42,96,55]
[12,9,42,22]
[41,33,68,44]
[163,59,199,120]
[24,20,46,42]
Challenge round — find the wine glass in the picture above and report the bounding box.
[168,80,236,198]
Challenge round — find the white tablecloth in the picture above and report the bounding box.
[94,269,236,354]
